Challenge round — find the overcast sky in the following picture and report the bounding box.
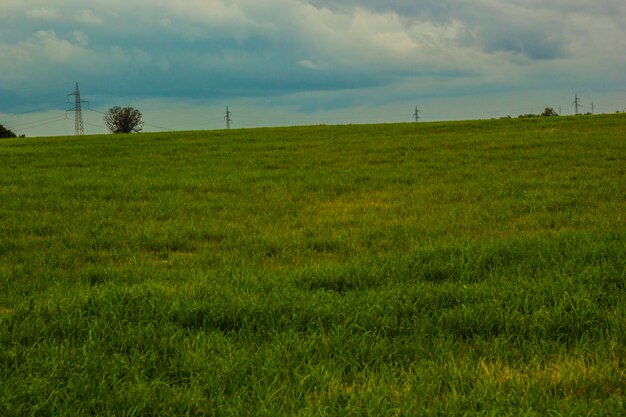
[1,0,625,136]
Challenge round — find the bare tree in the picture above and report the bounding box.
[104,106,144,133]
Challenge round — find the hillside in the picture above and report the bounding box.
[0,115,625,416]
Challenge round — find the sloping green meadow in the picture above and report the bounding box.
[1,115,625,416]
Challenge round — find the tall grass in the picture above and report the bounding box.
[0,115,624,415]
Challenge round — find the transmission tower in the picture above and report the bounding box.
[224,106,233,129]
[413,106,421,122]
[67,82,88,135]
[573,94,581,115]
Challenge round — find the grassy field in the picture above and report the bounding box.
[0,114,624,416]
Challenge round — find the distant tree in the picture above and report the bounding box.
[104,106,144,133]
[0,123,17,138]
[541,107,559,117]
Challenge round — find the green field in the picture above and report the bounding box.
[1,115,625,416]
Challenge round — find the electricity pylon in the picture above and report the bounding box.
[225,106,233,129]
[67,83,88,135]
[413,106,421,122]
[573,94,581,115]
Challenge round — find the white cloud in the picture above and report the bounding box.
[149,0,271,40]
[29,30,83,61]
[76,10,103,25]
[25,8,60,20]
[0,30,98,81]
[298,59,325,70]
[0,43,31,83]
[73,31,89,46]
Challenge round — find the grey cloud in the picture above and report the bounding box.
[305,0,621,62]
[305,0,454,19]
[1,0,625,116]
[481,27,566,60]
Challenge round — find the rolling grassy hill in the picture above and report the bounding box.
[1,115,625,416]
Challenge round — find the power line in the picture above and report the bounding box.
[87,107,172,132]
[5,113,67,130]
[12,116,69,132]
[83,120,106,130]
[3,104,64,116]
[88,108,106,115]
[143,121,172,132]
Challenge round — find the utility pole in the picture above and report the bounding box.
[591,103,594,114]
[573,94,581,115]
[413,106,421,122]
[224,106,232,129]
[67,82,88,135]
